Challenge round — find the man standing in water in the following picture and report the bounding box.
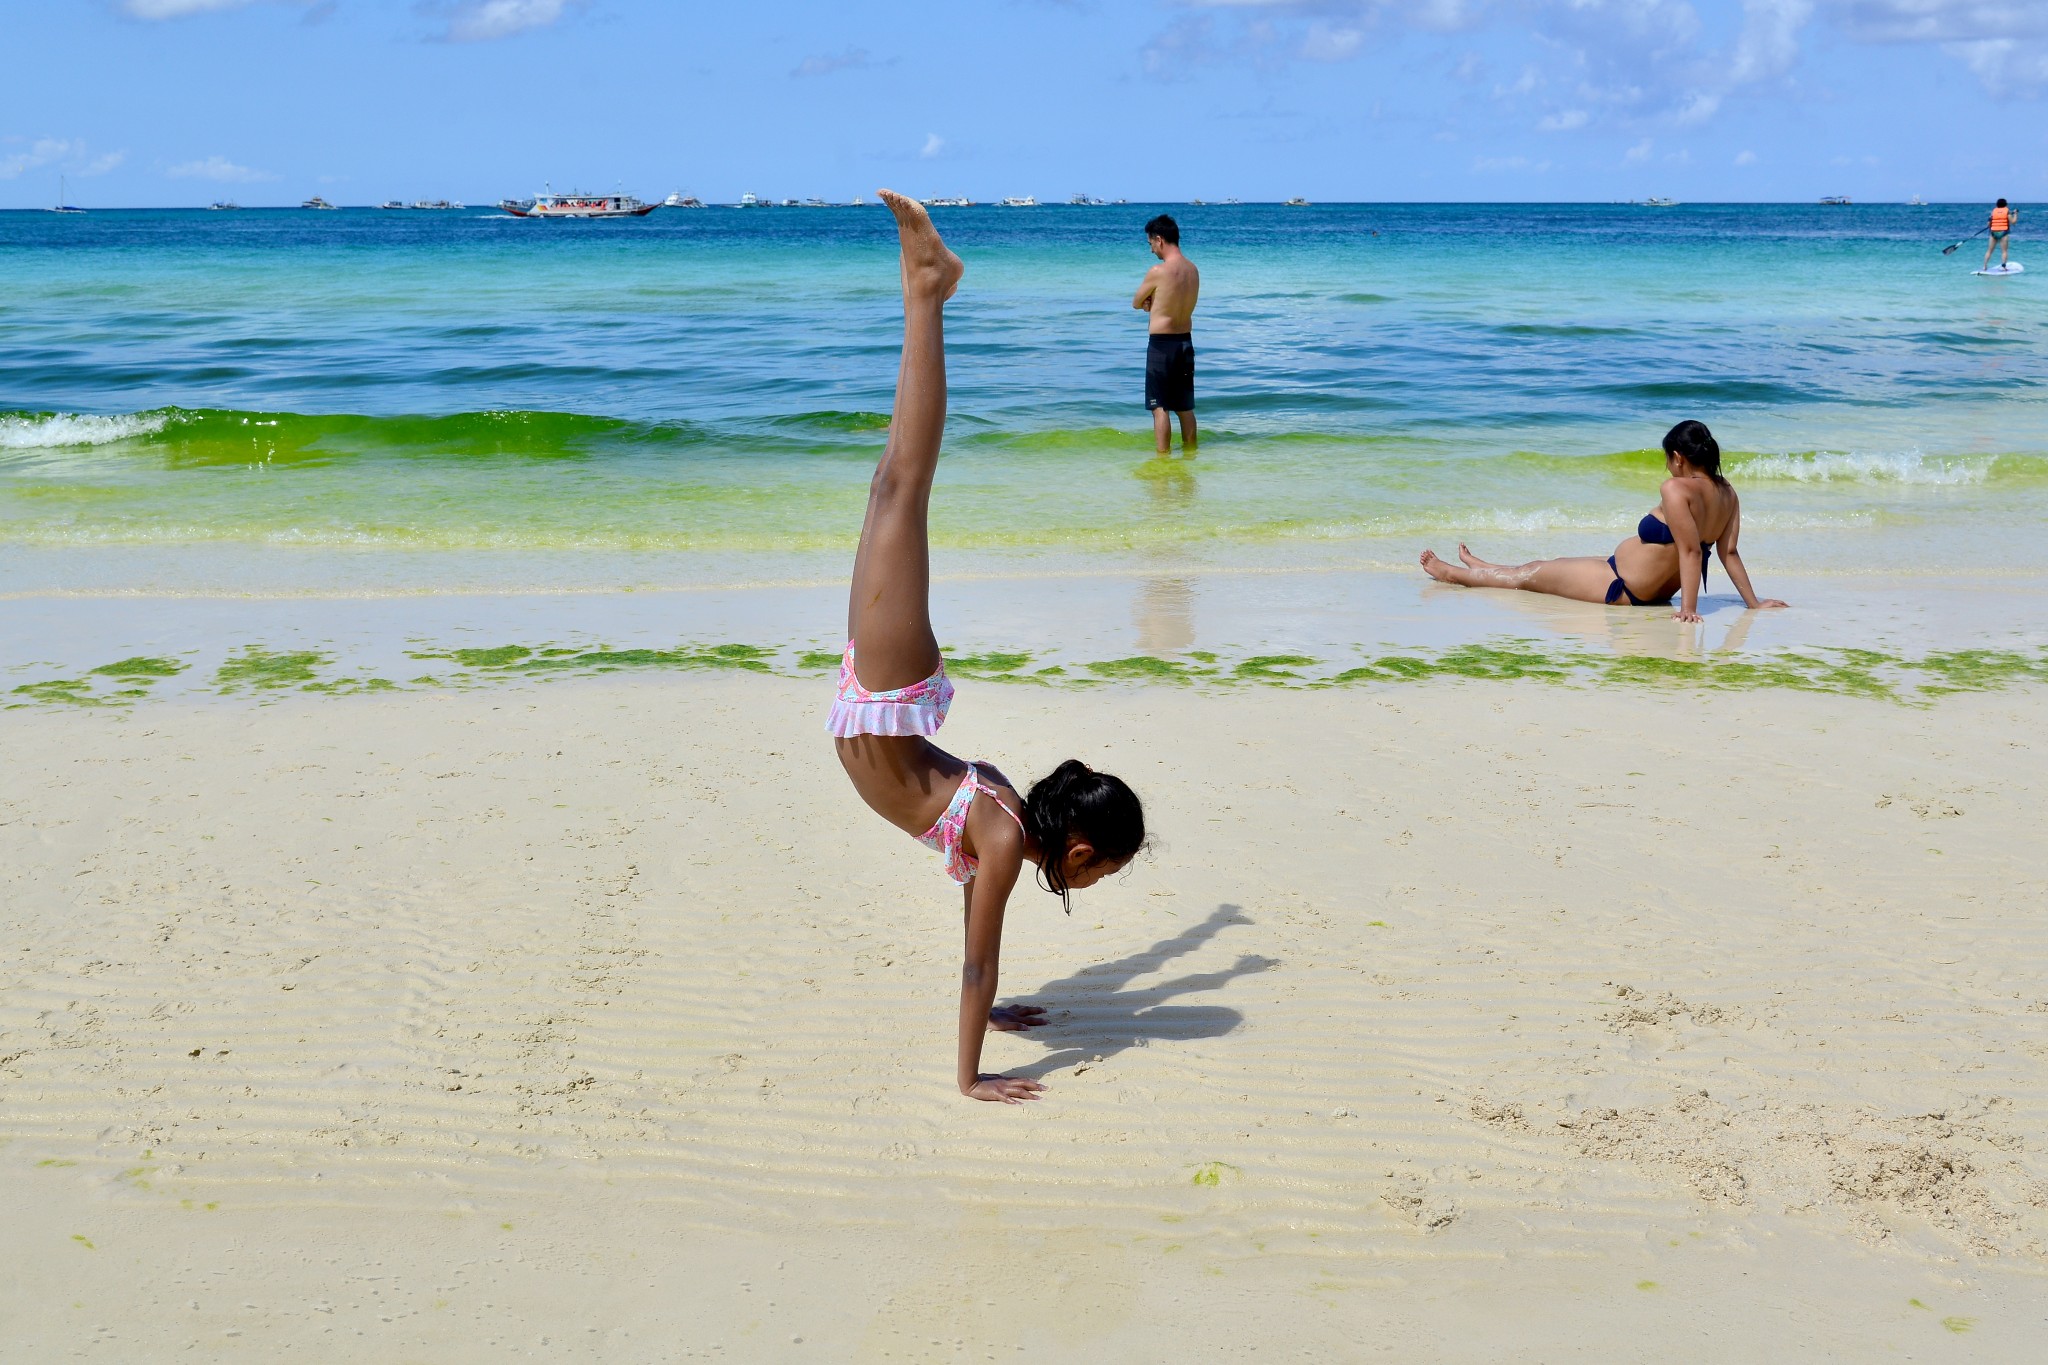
[1132,214,1199,454]
[1983,198,2018,271]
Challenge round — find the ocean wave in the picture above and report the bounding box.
[1726,450,2044,485]
[0,411,172,449]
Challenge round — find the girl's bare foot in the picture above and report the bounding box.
[1457,542,1492,569]
[1419,549,1460,584]
[878,189,964,303]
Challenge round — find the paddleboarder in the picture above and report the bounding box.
[1982,199,2018,272]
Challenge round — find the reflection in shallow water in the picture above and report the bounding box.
[1135,453,1201,655]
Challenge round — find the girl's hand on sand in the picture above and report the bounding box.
[1674,609,1704,623]
[967,1075,1046,1104]
[987,1004,1048,1033]
[1757,599,1790,609]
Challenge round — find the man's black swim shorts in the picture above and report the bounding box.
[1145,332,1195,413]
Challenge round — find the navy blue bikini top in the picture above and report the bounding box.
[1638,513,1711,565]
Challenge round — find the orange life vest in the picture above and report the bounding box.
[1991,206,2012,231]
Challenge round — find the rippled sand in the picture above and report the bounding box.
[4,672,2045,1359]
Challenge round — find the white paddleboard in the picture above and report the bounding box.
[1974,262,2025,276]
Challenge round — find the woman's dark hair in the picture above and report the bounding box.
[1022,759,1145,912]
[1144,214,1180,246]
[1997,198,2008,208]
[1662,418,1728,488]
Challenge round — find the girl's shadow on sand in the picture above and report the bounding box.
[1008,903,1274,1081]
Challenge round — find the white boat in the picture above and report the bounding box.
[1284,196,1309,207]
[499,187,655,219]
[850,196,865,207]
[207,201,241,211]
[1908,196,1928,206]
[921,196,973,207]
[377,200,405,210]
[301,196,337,210]
[1222,197,1241,205]
[409,199,462,210]
[49,176,85,214]
[803,198,828,207]
[1820,195,1852,206]
[663,192,705,208]
[998,196,1038,207]
[1068,193,1105,206]
[737,192,761,208]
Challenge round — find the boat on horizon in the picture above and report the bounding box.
[922,196,972,207]
[301,195,337,210]
[499,187,655,219]
[737,192,762,208]
[663,192,705,208]
[1642,196,1679,207]
[1068,193,1105,206]
[1284,196,1309,207]
[1908,195,1928,206]
[207,201,241,211]
[409,199,462,210]
[377,200,405,210]
[50,176,85,214]
[1820,195,1852,205]
[998,195,1038,207]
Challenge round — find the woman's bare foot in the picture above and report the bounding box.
[878,189,963,303]
[1419,549,1462,584]
[1456,542,1495,569]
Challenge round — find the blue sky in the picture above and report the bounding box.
[4,1,2043,206]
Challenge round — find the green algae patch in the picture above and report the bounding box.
[1190,1161,1241,1187]
[413,642,776,676]
[1941,1317,1975,1334]
[9,679,101,707]
[798,649,845,672]
[947,650,1038,681]
[90,656,185,680]
[215,647,329,692]
[1087,655,1207,684]
[1234,654,1318,681]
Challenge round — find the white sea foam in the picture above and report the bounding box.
[1728,450,1992,486]
[0,411,170,450]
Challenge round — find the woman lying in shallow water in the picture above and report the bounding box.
[1419,420,1788,623]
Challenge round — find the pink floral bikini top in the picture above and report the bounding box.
[918,763,1026,885]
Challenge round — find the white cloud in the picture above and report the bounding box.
[122,0,264,16]
[1625,137,1655,162]
[1537,108,1589,131]
[1472,154,1551,172]
[427,0,581,43]
[0,137,126,180]
[792,47,889,78]
[165,154,274,182]
[920,133,946,159]
[1734,148,1758,164]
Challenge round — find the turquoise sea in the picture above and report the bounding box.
[3,203,2045,689]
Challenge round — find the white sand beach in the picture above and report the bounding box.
[5,669,2045,1359]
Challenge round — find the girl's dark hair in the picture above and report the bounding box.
[1022,759,1145,912]
[1662,418,1728,488]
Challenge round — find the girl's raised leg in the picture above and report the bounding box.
[844,190,966,692]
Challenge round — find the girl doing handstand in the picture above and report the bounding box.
[831,191,1146,1105]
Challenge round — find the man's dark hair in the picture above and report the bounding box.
[1144,214,1179,246]
[1997,198,2009,207]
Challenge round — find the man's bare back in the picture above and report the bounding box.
[1134,249,1199,333]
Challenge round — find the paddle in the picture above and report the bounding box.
[1942,225,1987,255]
